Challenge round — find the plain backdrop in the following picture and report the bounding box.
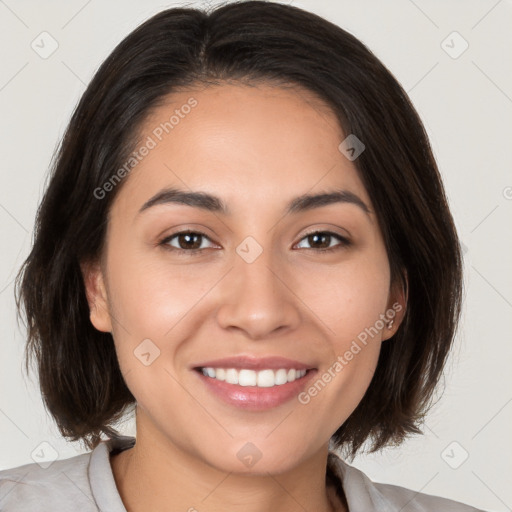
[0,1,511,511]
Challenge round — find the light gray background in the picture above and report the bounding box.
[1,1,511,511]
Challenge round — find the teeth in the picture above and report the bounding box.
[200,367,307,387]
[225,368,238,384]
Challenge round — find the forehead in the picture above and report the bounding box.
[112,83,372,220]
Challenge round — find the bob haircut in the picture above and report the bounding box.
[15,0,463,457]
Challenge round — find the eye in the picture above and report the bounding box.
[294,230,351,253]
[159,230,216,254]
[158,229,351,255]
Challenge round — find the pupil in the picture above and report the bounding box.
[180,233,200,249]
[310,233,329,249]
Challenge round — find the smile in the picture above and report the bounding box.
[198,367,308,387]
[194,366,317,410]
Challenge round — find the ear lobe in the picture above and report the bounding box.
[383,269,408,340]
[80,260,112,333]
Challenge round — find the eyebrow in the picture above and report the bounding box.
[137,187,372,218]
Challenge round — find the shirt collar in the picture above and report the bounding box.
[328,451,398,511]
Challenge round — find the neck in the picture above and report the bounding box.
[110,413,345,512]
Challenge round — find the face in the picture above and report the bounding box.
[83,83,405,475]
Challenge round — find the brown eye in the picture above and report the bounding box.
[158,229,350,256]
[295,231,351,252]
[159,231,214,253]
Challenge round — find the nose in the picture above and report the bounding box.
[215,248,302,340]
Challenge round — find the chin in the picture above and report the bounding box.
[202,441,312,476]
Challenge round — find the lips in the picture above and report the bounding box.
[195,365,318,410]
[191,355,315,371]
[190,355,318,410]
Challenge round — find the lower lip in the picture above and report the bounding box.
[195,369,318,411]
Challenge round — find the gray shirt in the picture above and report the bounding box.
[0,435,485,511]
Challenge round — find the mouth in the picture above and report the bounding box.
[191,356,318,411]
[194,366,312,387]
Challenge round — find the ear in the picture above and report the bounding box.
[80,259,113,333]
[382,268,408,341]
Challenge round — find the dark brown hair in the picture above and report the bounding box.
[14,0,463,456]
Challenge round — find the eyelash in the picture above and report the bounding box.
[158,230,351,256]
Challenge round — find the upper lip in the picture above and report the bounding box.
[192,355,315,371]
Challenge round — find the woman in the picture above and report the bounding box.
[0,1,485,511]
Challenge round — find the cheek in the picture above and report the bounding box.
[106,239,220,338]
[295,251,390,341]
[321,340,381,432]
[296,252,388,406]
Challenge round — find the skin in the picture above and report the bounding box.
[82,83,406,512]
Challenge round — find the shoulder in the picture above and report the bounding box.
[0,435,134,512]
[0,450,97,512]
[327,451,486,512]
